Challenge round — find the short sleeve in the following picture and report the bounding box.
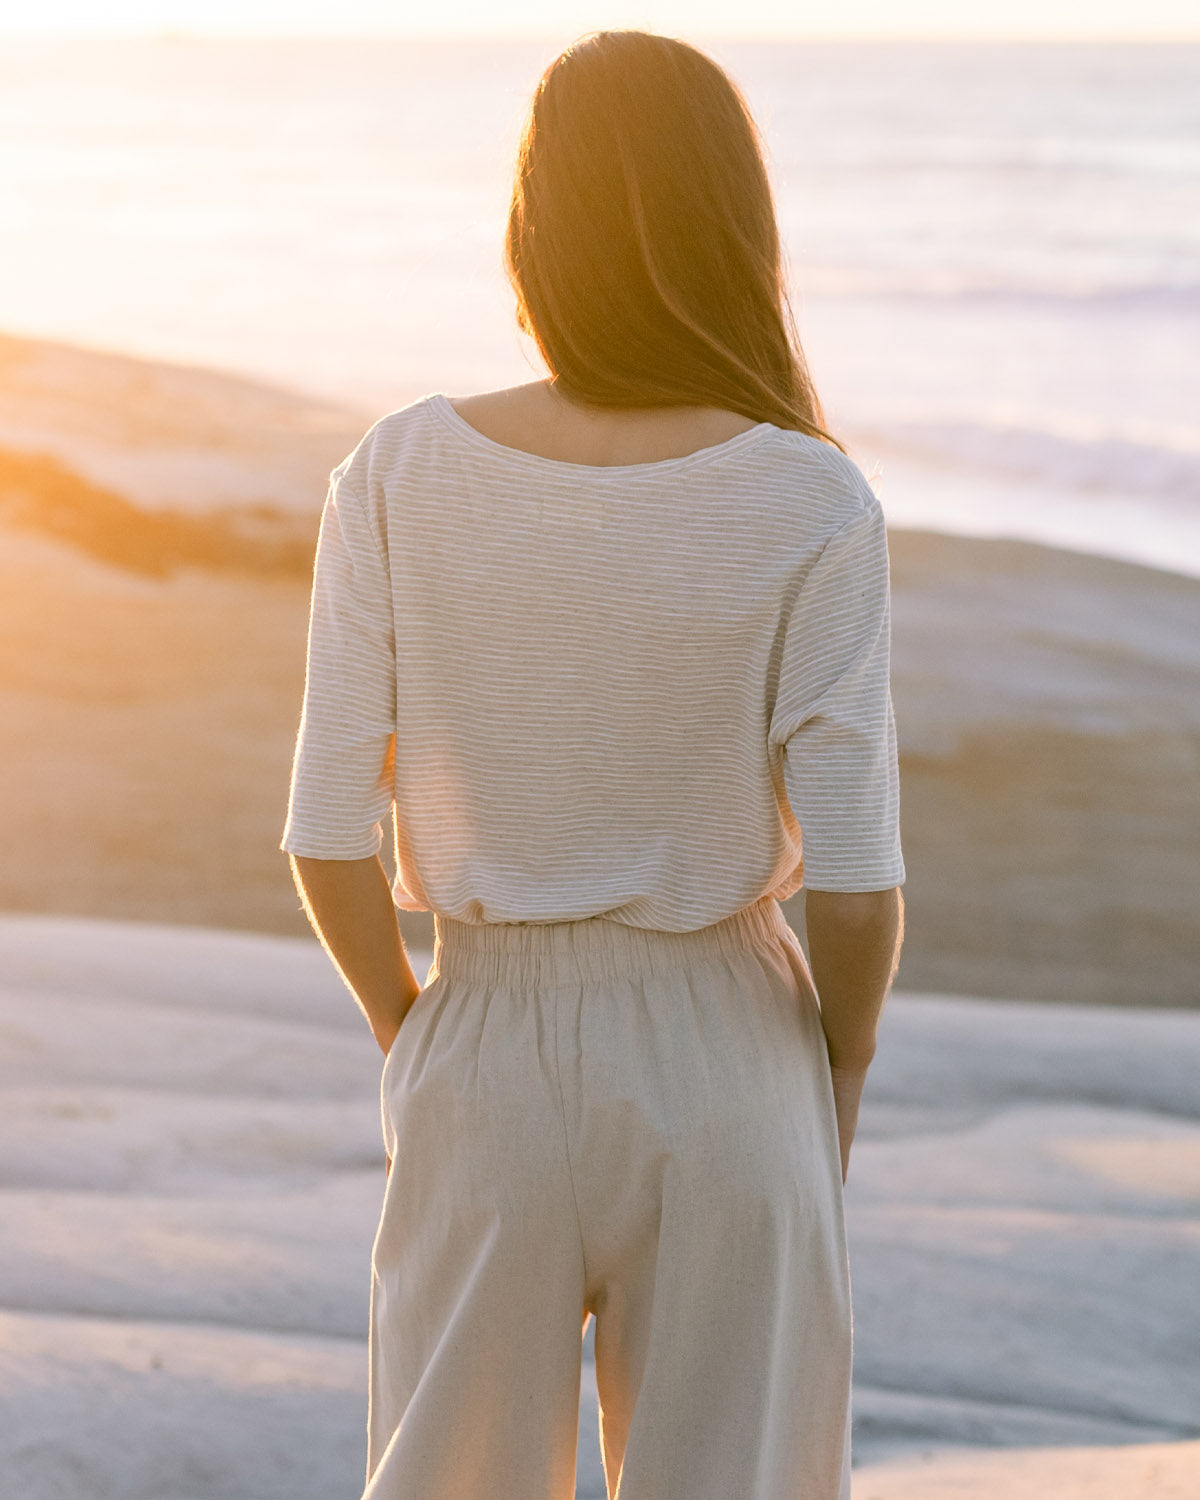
[768,496,905,892]
[280,451,396,859]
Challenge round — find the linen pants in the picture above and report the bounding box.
[365,894,854,1500]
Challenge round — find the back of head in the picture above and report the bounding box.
[504,29,842,449]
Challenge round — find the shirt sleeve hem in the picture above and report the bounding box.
[279,833,384,860]
[801,865,906,894]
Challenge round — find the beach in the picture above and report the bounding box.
[3,331,1198,1005]
[2,26,1198,1498]
[2,330,1198,1493]
[0,915,1196,1499]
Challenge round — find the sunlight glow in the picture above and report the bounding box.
[1,0,1197,41]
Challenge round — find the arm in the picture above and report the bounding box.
[279,438,412,1059]
[805,885,905,1183]
[806,886,904,1070]
[289,853,422,1057]
[766,485,907,1184]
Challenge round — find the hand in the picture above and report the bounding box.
[380,1006,414,1184]
[828,1063,870,1185]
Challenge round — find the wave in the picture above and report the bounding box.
[851,420,1200,505]
[802,273,1200,312]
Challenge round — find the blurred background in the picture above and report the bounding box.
[1,5,1198,1499]
[1,6,1197,1004]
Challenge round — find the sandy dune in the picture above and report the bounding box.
[2,330,1199,1002]
[2,334,1197,1496]
[2,510,1198,1006]
[0,330,369,516]
[854,1441,1200,1500]
[887,528,1200,1005]
[0,914,1196,1499]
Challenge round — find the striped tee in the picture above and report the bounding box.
[280,392,905,929]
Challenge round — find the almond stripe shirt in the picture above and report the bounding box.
[280,392,905,928]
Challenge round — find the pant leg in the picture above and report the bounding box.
[364,896,853,1500]
[562,900,854,1500]
[364,961,587,1500]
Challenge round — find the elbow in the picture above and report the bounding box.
[806,886,905,948]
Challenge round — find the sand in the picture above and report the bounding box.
[3,328,1198,1491]
[0,329,369,516]
[885,529,1200,1006]
[853,1442,1200,1499]
[2,488,1198,1003]
[3,331,1199,1003]
[0,913,1196,1499]
[2,331,1200,1500]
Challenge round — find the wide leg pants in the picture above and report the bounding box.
[364,894,854,1500]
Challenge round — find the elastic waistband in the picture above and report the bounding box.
[431,896,791,990]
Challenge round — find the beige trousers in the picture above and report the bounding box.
[365,895,854,1500]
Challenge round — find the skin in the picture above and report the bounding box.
[288,383,906,1184]
[450,377,761,467]
[289,853,420,1181]
[289,854,422,1059]
[806,887,906,1182]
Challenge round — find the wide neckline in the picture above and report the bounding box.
[426,391,777,478]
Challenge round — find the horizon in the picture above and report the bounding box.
[5,31,1200,44]
[2,0,1198,43]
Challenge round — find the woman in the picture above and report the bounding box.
[282,28,905,1500]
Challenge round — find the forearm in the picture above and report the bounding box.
[804,887,904,1071]
[288,853,421,1055]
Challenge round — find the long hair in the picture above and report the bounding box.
[503,29,844,451]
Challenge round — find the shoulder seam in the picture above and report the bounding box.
[767,429,880,522]
[326,423,391,557]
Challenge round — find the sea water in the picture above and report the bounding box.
[0,36,1197,572]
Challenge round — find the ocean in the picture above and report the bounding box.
[1,36,1198,573]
